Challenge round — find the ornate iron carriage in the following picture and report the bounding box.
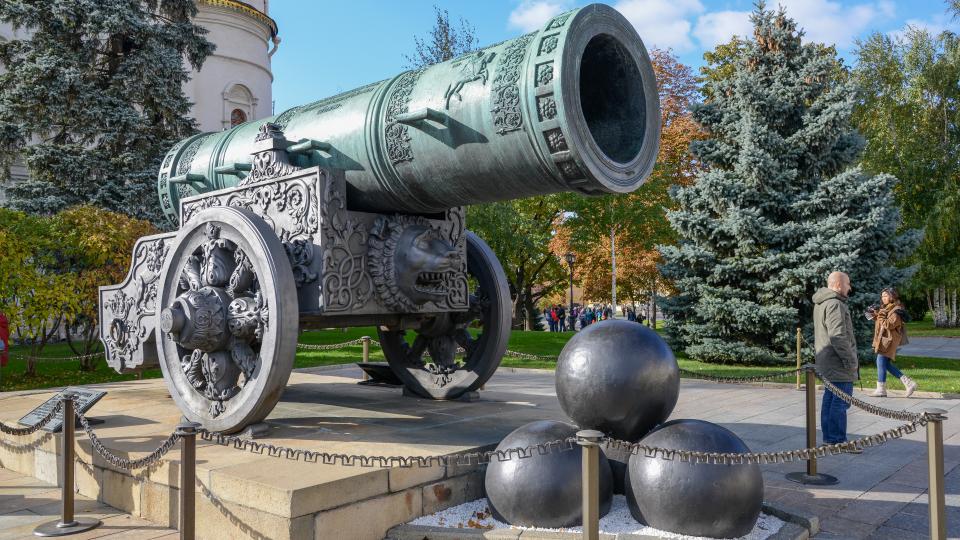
[99,3,661,433]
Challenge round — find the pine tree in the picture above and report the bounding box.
[0,0,214,224]
[659,4,921,364]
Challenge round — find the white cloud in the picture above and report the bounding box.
[613,0,705,53]
[888,13,959,40]
[508,1,572,32]
[775,0,891,50]
[692,10,753,49]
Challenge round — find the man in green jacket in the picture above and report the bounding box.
[812,271,859,447]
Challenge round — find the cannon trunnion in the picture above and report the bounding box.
[100,3,660,434]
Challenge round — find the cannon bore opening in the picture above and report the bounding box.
[579,34,646,164]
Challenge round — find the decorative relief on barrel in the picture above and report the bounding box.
[301,79,383,117]
[491,33,535,135]
[543,128,569,153]
[557,160,586,181]
[444,50,497,110]
[273,106,301,129]
[177,135,209,175]
[535,62,554,88]
[537,96,558,121]
[385,70,424,164]
[100,234,175,372]
[538,34,559,55]
[319,179,373,311]
[545,10,574,30]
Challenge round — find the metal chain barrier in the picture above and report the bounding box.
[678,366,804,384]
[11,351,106,364]
[809,365,925,423]
[296,338,368,351]
[200,429,577,468]
[603,416,928,466]
[0,400,63,436]
[74,408,181,470]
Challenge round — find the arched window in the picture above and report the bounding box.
[223,83,256,129]
[230,108,247,127]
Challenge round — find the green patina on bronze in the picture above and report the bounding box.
[157,4,661,222]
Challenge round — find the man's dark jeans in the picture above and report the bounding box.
[821,381,854,444]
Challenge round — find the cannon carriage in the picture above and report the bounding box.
[98,3,661,434]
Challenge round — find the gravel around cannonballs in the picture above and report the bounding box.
[410,495,785,539]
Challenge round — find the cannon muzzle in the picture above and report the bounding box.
[157,3,660,220]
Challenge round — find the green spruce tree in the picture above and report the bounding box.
[659,4,921,364]
[0,0,214,224]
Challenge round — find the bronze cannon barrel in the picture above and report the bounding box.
[156,3,660,221]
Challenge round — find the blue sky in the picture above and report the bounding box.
[269,0,958,113]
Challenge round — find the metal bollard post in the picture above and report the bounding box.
[176,422,201,540]
[34,392,102,537]
[786,368,838,486]
[795,328,802,391]
[925,408,947,540]
[361,336,371,381]
[577,430,603,540]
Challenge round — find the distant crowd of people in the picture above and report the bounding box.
[542,303,645,332]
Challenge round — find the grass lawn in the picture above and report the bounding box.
[3,326,958,395]
[905,317,960,337]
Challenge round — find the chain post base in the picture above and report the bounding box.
[34,518,102,537]
[785,471,839,486]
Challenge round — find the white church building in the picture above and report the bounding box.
[0,0,279,196]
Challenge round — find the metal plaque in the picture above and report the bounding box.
[18,387,106,433]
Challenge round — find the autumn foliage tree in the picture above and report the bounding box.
[54,206,157,367]
[0,206,155,374]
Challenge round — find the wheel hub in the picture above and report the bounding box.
[161,287,232,352]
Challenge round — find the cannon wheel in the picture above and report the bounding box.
[379,231,511,399]
[155,206,299,434]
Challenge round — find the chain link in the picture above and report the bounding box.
[808,365,925,422]
[200,430,578,468]
[0,400,64,436]
[678,367,804,384]
[12,351,106,364]
[296,338,369,351]
[75,408,180,470]
[603,415,928,465]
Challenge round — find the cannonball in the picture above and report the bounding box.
[626,419,763,538]
[485,420,613,528]
[556,320,679,441]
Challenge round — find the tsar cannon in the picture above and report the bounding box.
[99,3,661,433]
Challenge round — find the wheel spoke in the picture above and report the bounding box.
[407,334,428,364]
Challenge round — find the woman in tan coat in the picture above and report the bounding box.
[868,288,917,397]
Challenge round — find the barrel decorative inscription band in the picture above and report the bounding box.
[99,3,661,434]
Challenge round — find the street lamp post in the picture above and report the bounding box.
[564,252,576,331]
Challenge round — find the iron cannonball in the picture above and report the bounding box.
[556,320,679,441]
[626,419,763,538]
[485,420,613,527]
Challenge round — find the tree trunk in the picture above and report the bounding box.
[939,286,948,327]
[927,289,934,320]
[933,287,943,327]
[650,289,658,329]
[950,289,957,328]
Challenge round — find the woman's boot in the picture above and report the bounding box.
[870,382,887,397]
[900,375,917,398]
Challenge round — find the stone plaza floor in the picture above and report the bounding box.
[0,466,176,539]
[899,336,960,360]
[1,365,957,539]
